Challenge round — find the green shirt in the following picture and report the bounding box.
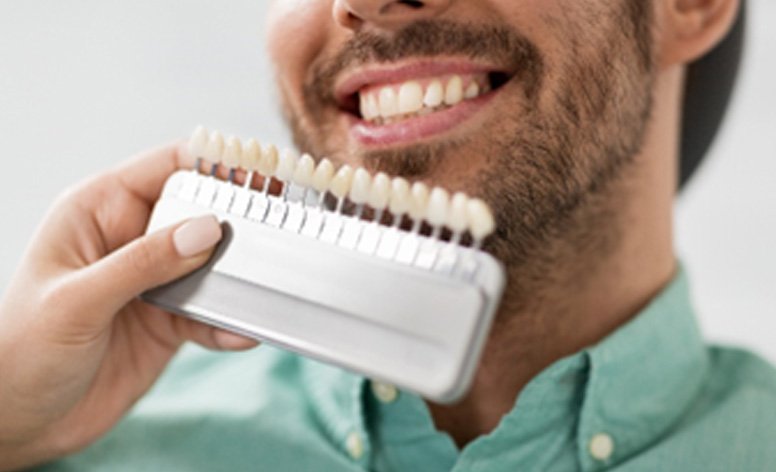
[38,270,776,471]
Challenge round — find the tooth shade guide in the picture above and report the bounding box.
[184,128,497,251]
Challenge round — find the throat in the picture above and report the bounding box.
[425,321,556,448]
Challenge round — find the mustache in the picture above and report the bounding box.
[304,19,546,111]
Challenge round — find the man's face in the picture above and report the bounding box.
[266,0,655,270]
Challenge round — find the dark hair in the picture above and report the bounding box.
[680,1,746,188]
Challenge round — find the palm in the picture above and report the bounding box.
[31,175,188,447]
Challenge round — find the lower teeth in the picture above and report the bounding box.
[368,104,450,125]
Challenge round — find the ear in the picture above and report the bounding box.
[657,0,741,68]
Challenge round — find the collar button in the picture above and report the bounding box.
[370,381,398,403]
[345,431,364,460]
[589,433,615,461]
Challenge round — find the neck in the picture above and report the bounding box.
[428,66,683,448]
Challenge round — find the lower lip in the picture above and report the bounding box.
[347,90,499,147]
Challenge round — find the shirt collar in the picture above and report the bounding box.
[305,266,710,470]
[576,266,710,470]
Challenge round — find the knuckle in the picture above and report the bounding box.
[40,277,77,312]
[126,237,158,275]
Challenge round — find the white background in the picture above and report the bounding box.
[0,1,774,361]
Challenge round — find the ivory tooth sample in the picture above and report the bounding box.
[189,125,209,162]
[239,138,261,189]
[349,168,372,207]
[312,158,335,205]
[388,177,411,224]
[329,164,354,211]
[467,198,496,245]
[276,149,299,181]
[260,144,279,174]
[447,192,469,235]
[293,153,315,187]
[258,144,279,193]
[205,130,225,168]
[242,138,261,170]
[427,187,450,236]
[276,148,300,199]
[368,172,391,213]
[293,153,316,206]
[223,136,243,169]
[408,181,430,231]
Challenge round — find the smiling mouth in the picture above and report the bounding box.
[335,61,514,146]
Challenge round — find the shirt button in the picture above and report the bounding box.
[345,431,364,460]
[589,433,615,461]
[370,381,398,403]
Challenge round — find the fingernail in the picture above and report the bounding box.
[173,215,222,257]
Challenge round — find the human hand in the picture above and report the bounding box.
[0,143,258,470]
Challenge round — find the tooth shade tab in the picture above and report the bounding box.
[205,130,225,163]
[389,177,411,215]
[242,138,261,171]
[189,125,209,159]
[448,192,469,233]
[408,181,430,220]
[312,158,335,193]
[259,144,279,177]
[223,136,243,168]
[294,153,315,186]
[330,164,354,199]
[427,187,450,227]
[276,148,299,181]
[369,172,391,210]
[467,198,496,240]
[349,167,372,205]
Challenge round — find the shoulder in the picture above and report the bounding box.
[693,346,776,435]
[696,346,776,430]
[706,345,776,393]
[621,346,776,471]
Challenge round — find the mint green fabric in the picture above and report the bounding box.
[37,270,776,471]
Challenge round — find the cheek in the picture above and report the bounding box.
[266,1,330,109]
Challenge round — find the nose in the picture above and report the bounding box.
[333,0,453,31]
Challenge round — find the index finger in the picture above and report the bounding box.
[112,140,195,205]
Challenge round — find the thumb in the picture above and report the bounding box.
[73,214,222,321]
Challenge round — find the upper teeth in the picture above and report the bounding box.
[359,74,490,122]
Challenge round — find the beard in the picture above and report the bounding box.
[280,1,656,317]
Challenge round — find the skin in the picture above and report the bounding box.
[0,0,740,468]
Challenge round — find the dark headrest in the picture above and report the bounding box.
[680,1,747,189]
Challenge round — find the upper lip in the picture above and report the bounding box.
[333,58,511,111]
